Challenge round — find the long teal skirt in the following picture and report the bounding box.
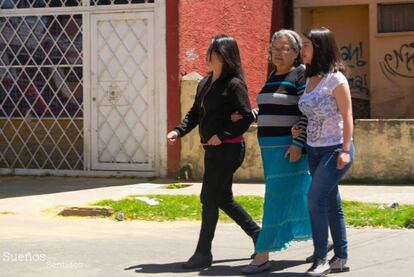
[255,136,312,253]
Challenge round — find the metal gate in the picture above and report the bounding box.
[0,0,165,176]
[91,12,155,171]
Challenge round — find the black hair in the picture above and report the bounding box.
[206,34,244,80]
[303,27,347,77]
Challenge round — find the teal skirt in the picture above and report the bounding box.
[255,136,312,253]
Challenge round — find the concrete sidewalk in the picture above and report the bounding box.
[0,176,414,215]
[0,176,414,277]
[0,214,413,277]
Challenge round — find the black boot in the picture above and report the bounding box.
[250,230,260,259]
[182,252,213,269]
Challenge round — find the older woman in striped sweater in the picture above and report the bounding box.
[233,29,326,274]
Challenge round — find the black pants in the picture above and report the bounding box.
[195,142,261,254]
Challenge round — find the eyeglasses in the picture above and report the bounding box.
[271,46,292,54]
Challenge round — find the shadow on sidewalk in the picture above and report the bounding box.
[0,176,158,199]
[126,259,306,276]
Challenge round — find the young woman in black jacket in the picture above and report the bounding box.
[167,34,261,269]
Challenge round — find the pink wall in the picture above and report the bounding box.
[178,0,281,107]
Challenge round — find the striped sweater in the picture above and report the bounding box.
[255,65,308,148]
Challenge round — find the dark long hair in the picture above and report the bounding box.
[303,27,347,77]
[206,34,244,80]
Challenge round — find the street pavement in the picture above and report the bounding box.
[0,176,413,276]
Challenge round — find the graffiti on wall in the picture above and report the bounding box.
[340,42,369,94]
[379,42,414,79]
[341,42,367,68]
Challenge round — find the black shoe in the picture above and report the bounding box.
[182,252,213,269]
[305,241,334,263]
[242,261,271,274]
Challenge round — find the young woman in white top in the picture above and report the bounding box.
[296,27,355,277]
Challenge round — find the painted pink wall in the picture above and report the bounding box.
[178,0,279,107]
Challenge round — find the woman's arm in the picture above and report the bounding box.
[216,79,253,141]
[169,80,205,141]
[173,98,199,138]
[168,98,199,144]
[230,108,258,123]
[333,82,353,169]
[292,68,308,148]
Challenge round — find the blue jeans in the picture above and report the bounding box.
[306,143,355,260]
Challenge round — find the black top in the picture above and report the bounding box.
[174,74,254,144]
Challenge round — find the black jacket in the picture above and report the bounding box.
[174,74,254,144]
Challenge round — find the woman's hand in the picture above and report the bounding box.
[231,111,243,122]
[207,135,222,146]
[337,152,351,170]
[291,123,303,139]
[167,130,179,145]
[284,145,302,162]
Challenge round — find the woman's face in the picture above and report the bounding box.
[270,36,297,69]
[206,51,223,73]
[301,36,314,65]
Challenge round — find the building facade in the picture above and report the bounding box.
[2,0,411,178]
[0,0,282,177]
[294,0,414,119]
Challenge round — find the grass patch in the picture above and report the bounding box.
[92,195,263,222]
[343,201,414,228]
[91,195,414,228]
[165,183,192,189]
